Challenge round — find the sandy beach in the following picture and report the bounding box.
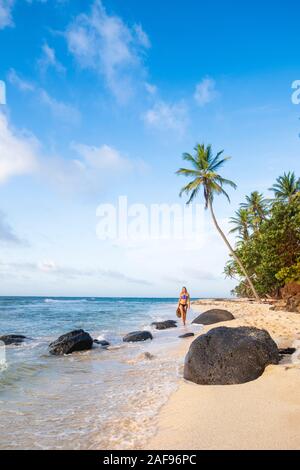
[146,299,300,450]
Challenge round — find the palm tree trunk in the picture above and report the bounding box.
[208,199,261,302]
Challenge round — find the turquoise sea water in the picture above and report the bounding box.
[0,297,202,449]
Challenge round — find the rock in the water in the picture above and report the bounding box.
[93,339,110,347]
[179,333,195,339]
[192,309,234,325]
[151,320,177,330]
[0,335,27,345]
[184,326,279,385]
[49,329,93,355]
[123,331,153,343]
[142,352,155,360]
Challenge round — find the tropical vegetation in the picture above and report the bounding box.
[177,144,300,300]
[225,172,300,298]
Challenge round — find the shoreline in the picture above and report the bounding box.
[0,297,199,450]
[146,299,300,450]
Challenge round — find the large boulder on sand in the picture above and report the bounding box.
[151,320,177,330]
[0,334,27,345]
[49,329,93,355]
[123,331,153,343]
[184,326,279,385]
[192,309,235,325]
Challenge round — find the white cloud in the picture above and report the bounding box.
[72,143,131,172]
[37,259,57,272]
[8,69,80,123]
[0,0,14,29]
[0,1,64,31]
[0,107,142,192]
[194,77,217,106]
[143,100,188,135]
[38,43,66,74]
[184,267,220,281]
[39,89,80,124]
[1,259,152,285]
[0,210,23,244]
[133,23,151,49]
[0,112,38,184]
[145,82,157,95]
[41,142,145,194]
[65,0,150,103]
[7,68,35,92]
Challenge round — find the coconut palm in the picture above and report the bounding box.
[176,143,260,301]
[229,208,251,241]
[240,191,268,231]
[269,172,300,202]
[224,260,250,294]
[223,260,238,280]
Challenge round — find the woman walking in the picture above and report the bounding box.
[178,287,190,326]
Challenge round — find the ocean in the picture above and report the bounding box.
[0,297,202,449]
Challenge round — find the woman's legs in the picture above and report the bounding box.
[182,305,187,326]
[179,304,185,323]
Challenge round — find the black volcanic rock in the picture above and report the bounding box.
[0,335,27,345]
[184,326,279,385]
[192,309,234,325]
[94,339,110,347]
[49,329,93,355]
[123,331,153,343]
[151,320,177,330]
[179,333,195,339]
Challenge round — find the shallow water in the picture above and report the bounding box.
[0,297,201,449]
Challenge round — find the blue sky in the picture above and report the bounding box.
[0,0,299,297]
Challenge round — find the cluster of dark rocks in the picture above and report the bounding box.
[0,319,187,356]
[46,314,224,356]
[122,320,181,344]
[48,330,121,355]
[2,308,289,385]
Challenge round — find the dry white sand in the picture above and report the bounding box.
[146,299,300,450]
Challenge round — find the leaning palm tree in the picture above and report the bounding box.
[240,191,268,231]
[229,208,251,241]
[269,171,300,202]
[176,143,260,301]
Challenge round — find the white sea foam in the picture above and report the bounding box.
[44,298,88,304]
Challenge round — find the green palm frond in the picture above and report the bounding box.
[229,208,251,240]
[269,171,300,201]
[240,191,269,230]
[176,144,236,209]
[215,176,237,190]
